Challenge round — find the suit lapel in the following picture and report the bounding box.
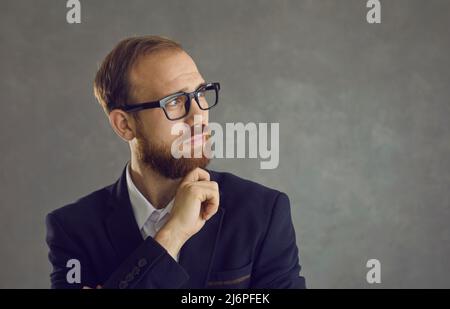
[179,170,225,288]
[105,166,143,263]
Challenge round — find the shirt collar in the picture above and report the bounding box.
[126,162,174,231]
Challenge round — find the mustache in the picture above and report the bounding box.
[189,124,210,138]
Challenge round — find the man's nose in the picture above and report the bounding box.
[185,97,207,125]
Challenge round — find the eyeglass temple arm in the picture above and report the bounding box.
[120,101,161,112]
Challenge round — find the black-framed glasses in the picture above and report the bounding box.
[116,82,220,120]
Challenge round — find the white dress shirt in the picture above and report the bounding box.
[126,163,178,261]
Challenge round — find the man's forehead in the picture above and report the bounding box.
[130,50,204,97]
[164,72,205,93]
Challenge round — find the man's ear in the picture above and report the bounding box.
[108,110,136,141]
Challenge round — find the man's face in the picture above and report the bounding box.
[128,49,210,179]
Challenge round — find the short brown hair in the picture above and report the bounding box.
[94,35,183,114]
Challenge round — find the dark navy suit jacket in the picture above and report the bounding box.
[45,166,306,289]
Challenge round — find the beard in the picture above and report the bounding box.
[134,126,211,180]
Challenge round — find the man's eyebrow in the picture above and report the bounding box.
[177,82,206,93]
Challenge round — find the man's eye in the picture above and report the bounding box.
[167,98,183,107]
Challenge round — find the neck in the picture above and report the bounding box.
[129,156,181,209]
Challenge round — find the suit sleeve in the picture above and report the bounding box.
[250,192,307,288]
[46,212,189,289]
[45,212,96,289]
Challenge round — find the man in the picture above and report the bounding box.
[45,35,306,289]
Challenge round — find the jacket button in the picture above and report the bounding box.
[132,266,140,276]
[138,258,147,267]
[119,281,128,289]
[125,273,134,282]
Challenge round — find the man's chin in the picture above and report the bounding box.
[142,156,211,180]
[135,133,211,179]
[171,157,211,179]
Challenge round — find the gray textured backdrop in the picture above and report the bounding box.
[1,0,449,288]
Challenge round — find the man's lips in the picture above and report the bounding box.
[191,134,205,142]
[186,133,207,145]
[177,124,211,145]
[179,132,208,144]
